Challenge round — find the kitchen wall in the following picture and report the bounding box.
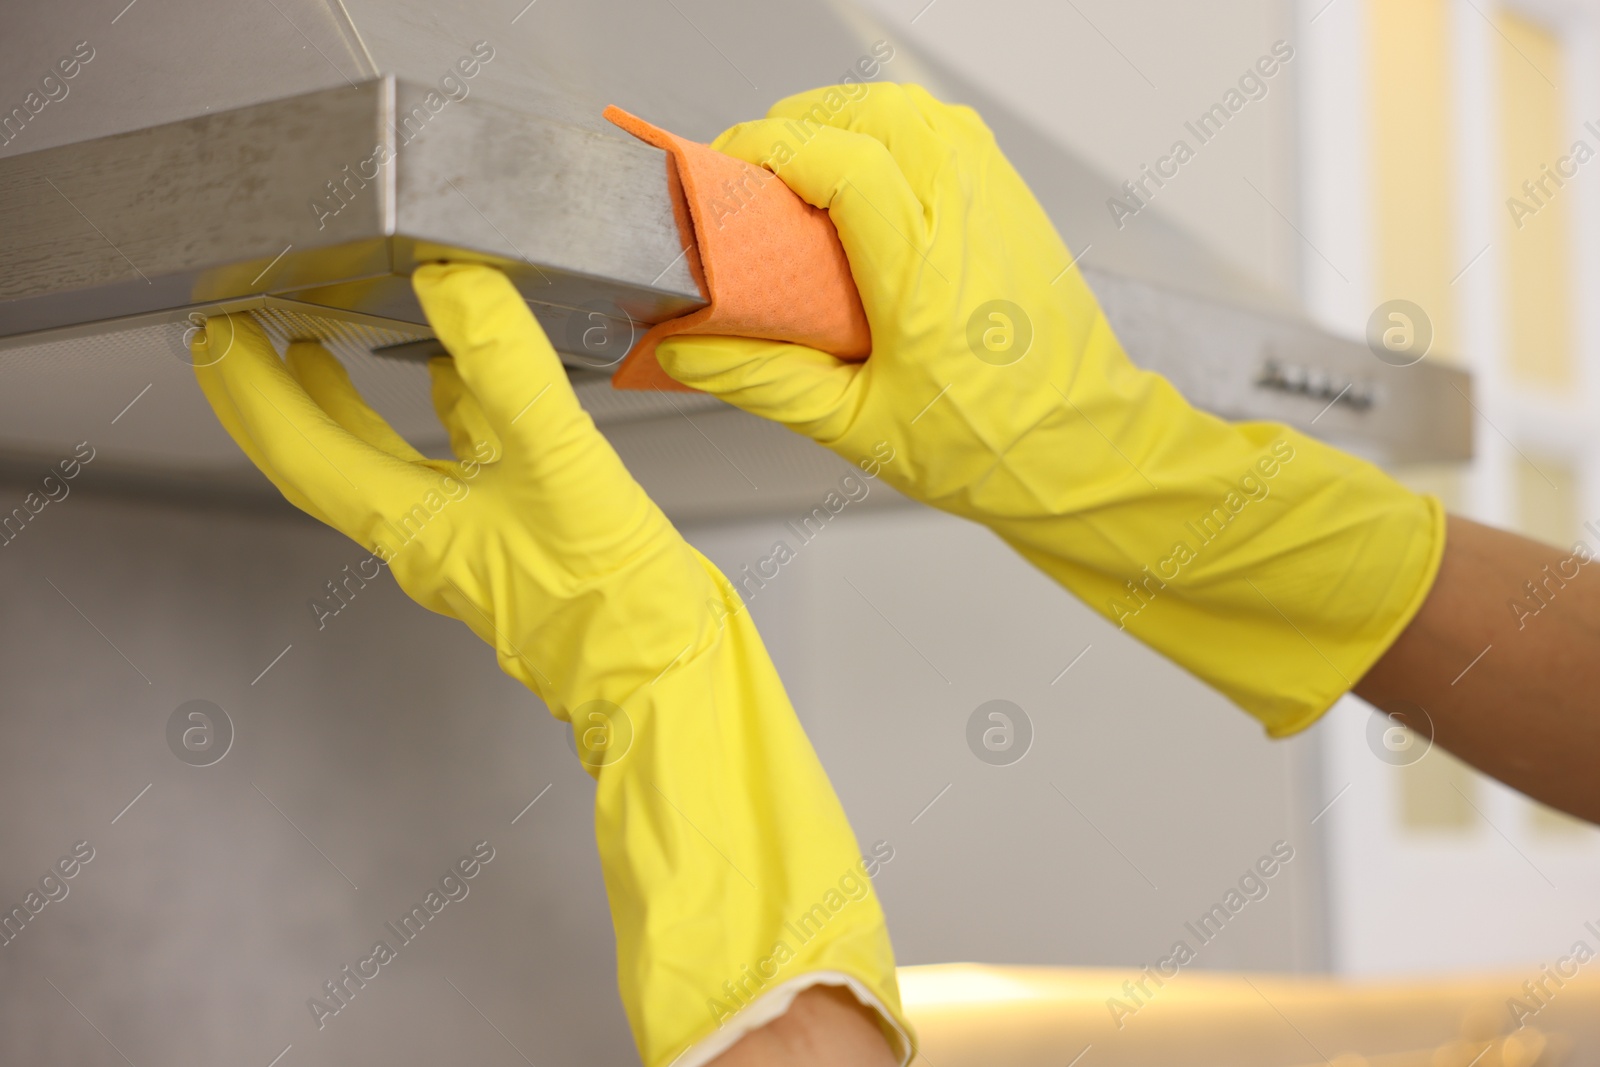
[686,504,1328,976]
[846,0,1303,302]
[0,488,636,1065]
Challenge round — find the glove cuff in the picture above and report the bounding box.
[988,414,1447,733]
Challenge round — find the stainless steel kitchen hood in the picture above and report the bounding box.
[0,0,1471,520]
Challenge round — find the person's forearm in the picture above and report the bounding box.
[709,986,899,1067]
[1355,514,1600,823]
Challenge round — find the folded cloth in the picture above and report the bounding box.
[603,105,871,392]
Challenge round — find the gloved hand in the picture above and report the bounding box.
[192,263,912,1066]
[656,84,1446,736]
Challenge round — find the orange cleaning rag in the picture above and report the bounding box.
[602,105,871,392]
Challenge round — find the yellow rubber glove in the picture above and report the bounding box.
[192,263,912,1066]
[655,84,1446,736]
